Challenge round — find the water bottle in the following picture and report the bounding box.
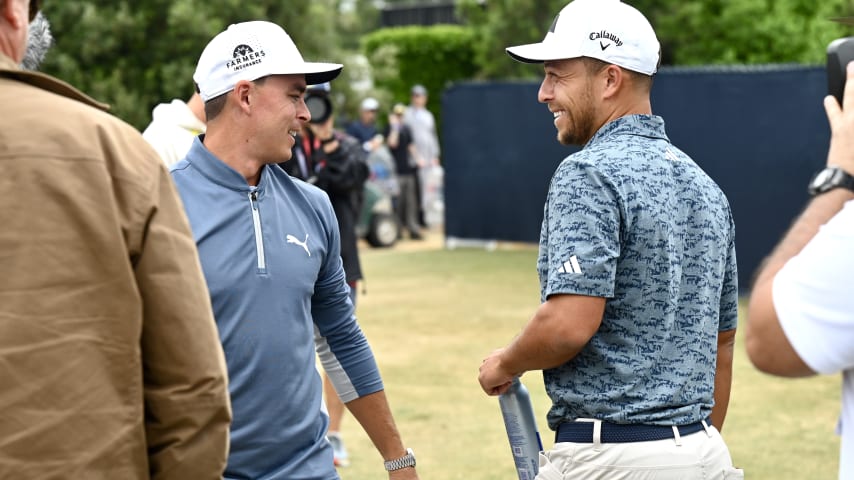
[499,377,543,480]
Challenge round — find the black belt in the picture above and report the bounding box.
[555,418,711,444]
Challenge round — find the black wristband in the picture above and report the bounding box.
[320,136,337,145]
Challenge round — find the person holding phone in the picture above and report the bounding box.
[827,32,854,107]
[746,55,854,480]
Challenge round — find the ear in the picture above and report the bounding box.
[2,0,25,28]
[233,80,254,114]
[601,64,624,99]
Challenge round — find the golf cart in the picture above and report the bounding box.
[357,145,400,248]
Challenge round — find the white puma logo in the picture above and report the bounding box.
[286,233,310,257]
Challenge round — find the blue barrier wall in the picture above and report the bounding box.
[442,66,829,292]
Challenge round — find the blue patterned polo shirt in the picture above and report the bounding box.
[537,114,738,429]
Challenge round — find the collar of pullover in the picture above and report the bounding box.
[186,135,273,193]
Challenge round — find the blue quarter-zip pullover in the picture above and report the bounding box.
[171,136,383,480]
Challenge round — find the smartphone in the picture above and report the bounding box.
[827,36,854,106]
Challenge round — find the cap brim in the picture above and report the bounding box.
[506,42,578,64]
[300,62,343,85]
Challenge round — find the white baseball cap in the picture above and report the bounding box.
[360,97,379,111]
[506,0,660,75]
[194,21,343,102]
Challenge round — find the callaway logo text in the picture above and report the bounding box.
[590,30,623,47]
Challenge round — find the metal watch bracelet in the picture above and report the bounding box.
[383,447,416,471]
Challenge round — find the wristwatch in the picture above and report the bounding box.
[384,448,416,471]
[808,166,854,196]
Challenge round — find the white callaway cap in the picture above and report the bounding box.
[506,0,660,75]
[194,21,343,102]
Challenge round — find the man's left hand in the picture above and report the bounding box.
[824,61,854,175]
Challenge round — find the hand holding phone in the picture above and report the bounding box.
[824,46,854,177]
[826,36,854,107]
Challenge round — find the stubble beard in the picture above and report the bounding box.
[557,86,597,146]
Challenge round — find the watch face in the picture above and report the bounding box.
[810,167,839,194]
[815,168,835,186]
[809,166,854,195]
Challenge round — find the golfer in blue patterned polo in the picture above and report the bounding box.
[478,1,743,478]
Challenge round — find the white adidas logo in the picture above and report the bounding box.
[557,255,582,274]
[286,233,310,257]
[664,147,680,162]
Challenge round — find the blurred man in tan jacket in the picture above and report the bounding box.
[0,1,232,478]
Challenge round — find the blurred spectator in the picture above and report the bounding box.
[142,92,206,167]
[403,85,439,167]
[386,103,422,240]
[347,96,383,153]
[746,61,854,480]
[404,84,444,227]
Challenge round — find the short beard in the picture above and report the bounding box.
[21,12,54,71]
[557,84,598,146]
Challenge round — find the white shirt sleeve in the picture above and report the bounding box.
[772,199,854,375]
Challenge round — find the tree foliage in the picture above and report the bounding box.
[34,0,854,129]
[39,0,363,130]
[645,0,852,65]
[457,0,854,80]
[457,0,568,79]
[362,25,479,133]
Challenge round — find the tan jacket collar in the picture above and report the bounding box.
[0,53,109,111]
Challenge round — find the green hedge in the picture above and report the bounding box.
[362,25,478,136]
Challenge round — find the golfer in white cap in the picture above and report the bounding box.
[171,21,419,480]
[479,1,742,478]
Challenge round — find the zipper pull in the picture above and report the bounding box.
[249,190,258,209]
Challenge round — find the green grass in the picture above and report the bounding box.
[335,239,841,479]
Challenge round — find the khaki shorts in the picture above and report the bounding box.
[536,422,744,480]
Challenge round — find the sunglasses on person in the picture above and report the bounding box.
[29,0,40,22]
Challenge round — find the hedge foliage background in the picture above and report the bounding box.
[32,0,854,131]
[362,25,478,133]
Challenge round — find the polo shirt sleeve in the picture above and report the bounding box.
[542,157,620,299]
[772,200,854,375]
[719,211,739,331]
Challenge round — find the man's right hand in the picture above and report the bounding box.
[478,348,514,396]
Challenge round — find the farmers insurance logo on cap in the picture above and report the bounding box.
[227,44,266,72]
[506,0,660,76]
[194,21,343,102]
